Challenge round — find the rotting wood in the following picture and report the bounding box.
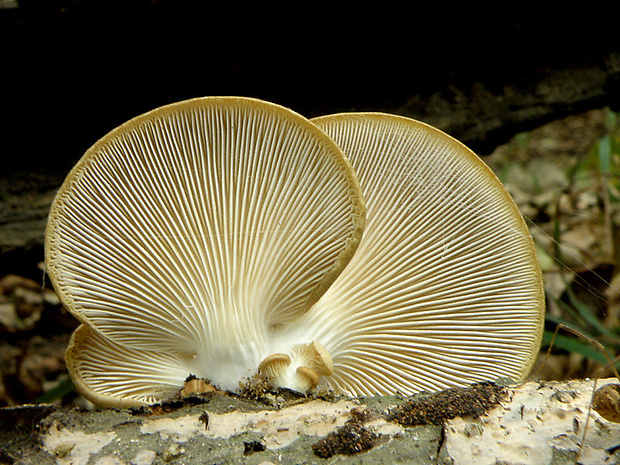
[0,378,618,465]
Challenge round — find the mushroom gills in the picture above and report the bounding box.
[297,112,545,396]
[46,96,365,406]
[47,97,544,406]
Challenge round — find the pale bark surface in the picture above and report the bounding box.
[1,378,618,465]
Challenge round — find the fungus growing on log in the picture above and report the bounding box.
[46,97,365,407]
[300,113,545,395]
[45,98,544,407]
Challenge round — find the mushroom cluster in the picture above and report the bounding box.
[45,97,545,407]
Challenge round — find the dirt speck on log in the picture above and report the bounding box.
[386,381,505,426]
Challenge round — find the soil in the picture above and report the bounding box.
[386,382,506,427]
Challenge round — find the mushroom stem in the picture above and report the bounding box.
[258,340,334,392]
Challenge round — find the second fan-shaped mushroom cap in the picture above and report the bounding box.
[285,112,545,396]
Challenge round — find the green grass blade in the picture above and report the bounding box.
[34,377,75,404]
[542,330,617,367]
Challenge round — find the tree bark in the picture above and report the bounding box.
[1,378,618,465]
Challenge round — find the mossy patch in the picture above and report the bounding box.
[312,409,378,458]
[386,381,505,426]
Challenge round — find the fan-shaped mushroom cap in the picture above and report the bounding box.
[46,97,365,404]
[287,112,545,396]
[66,324,190,408]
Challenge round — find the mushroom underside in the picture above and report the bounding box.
[47,99,544,405]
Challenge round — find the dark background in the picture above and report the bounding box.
[1,0,620,410]
[1,1,620,274]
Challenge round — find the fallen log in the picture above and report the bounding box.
[1,378,618,465]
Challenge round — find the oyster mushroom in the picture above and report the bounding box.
[47,100,544,407]
[274,112,544,396]
[46,97,365,407]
